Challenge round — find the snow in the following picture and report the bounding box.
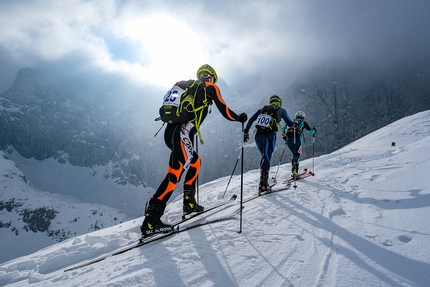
[7,152,152,218]
[1,110,430,287]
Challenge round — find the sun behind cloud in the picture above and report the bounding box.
[121,14,207,87]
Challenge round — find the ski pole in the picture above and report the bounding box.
[239,122,244,234]
[312,127,316,176]
[293,124,297,188]
[272,144,285,184]
[222,149,242,198]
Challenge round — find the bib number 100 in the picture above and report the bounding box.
[256,114,272,128]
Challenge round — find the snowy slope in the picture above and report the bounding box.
[1,110,430,287]
[0,151,131,265]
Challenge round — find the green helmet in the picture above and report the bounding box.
[196,64,218,84]
[269,95,282,107]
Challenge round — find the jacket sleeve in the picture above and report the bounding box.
[304,121,316,134]
[205,83,241,122]
[244,109,261,133]
[280,108,295,127]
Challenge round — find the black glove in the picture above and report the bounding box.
[238,112,247,123]
[244,132,249,143]
[312,126,317,133]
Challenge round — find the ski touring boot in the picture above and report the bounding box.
[140,201,173,240]
[291,162,300,180]
[183,186,204,217]
[258,171,272,195]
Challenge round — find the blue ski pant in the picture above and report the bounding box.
[255,132,276,173]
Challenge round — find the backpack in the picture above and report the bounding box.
[158,79,212,143]
[286,119,303,138]
[255,105,280,133]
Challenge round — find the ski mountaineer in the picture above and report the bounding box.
[243,95,295,195]
[282,111,316,179]
[140,64,248,238]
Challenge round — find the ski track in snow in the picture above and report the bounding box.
[1,111,430,286]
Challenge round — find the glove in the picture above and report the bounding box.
[238,112,247,123]
[243,132,249,143]
[309,126,316,135]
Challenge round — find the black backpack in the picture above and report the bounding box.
[255,105,280,133]
[157,79,212,142]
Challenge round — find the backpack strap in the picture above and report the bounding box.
[190,81,210,144]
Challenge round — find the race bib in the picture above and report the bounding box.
[256,113,273,128]
[163,86,185,107]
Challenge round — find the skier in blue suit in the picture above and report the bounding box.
[244,95,295,194]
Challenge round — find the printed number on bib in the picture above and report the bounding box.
[256,113,273,128]
[163,86,185,108]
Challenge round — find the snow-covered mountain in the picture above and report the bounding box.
[0,110,429,286]
[0,148,137,265]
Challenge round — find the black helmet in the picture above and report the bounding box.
[196,64,218,84]
[269,95,282,107]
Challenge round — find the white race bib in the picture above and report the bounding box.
[256,113,273,128]
[163,86,185,108]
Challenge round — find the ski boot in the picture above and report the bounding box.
[291,162,300,180]
[140,201,173,239]
[258,171,272,195]
[183,186,204,216]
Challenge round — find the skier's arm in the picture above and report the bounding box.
[244,110,261,133]
[304,121,316,135]
[280,108,295,129]
[206,83,242,122]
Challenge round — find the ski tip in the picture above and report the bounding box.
[303,168,307,172]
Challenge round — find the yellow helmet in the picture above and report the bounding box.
[269,95,282,107]
[196,64,218,84]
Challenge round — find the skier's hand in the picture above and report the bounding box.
[238,112,248,123]
[312,127,317,133]
[243,132,249,143]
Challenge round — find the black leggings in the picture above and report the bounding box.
[149,123,201,208]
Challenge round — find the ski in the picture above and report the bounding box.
[243,182,292,203]
[177,194,237,224]
[115,207,242,256]
[64,202,240,272]
[244,169,314,203]
[272,182,292,192]
[136,194,237,244]
[283,168,314,184]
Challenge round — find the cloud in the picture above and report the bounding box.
[0,0,429,94]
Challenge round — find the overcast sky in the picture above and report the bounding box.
[0,0,429,95]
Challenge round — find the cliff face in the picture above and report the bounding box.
[0,67,149,187]
[1,63,429,190]
[285,63,430,158]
